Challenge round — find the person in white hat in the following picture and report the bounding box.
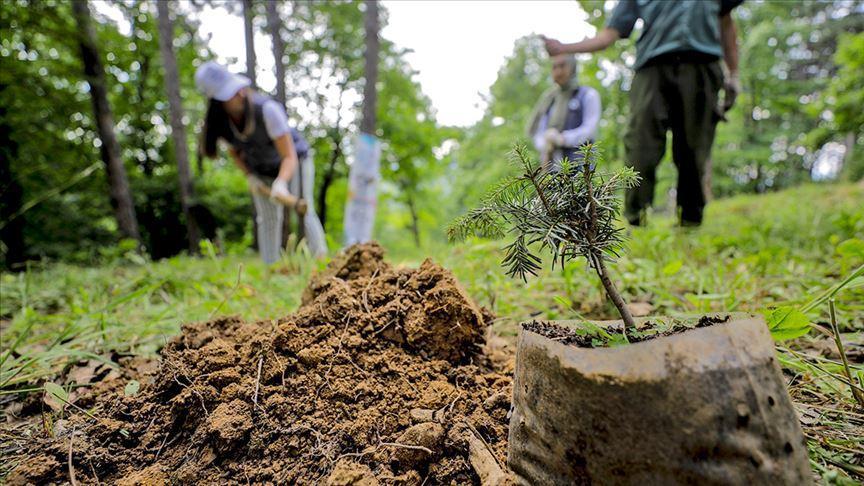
[195,61,310,264]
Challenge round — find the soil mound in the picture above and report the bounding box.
[8,243,512,485]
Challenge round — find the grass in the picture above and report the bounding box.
[1,181,862,482]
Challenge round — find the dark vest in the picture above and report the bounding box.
[224,93,308,178]
[549,87,594,163]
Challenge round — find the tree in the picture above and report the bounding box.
[71,0,140,243]
[156,0,200,252]
[243,0,257,87]
[287,2,366,231]
[450,145,640,329]
[377,53,444,247]
[265,0,287,107]
[360,0,379,135]
[812,32,864,181]
[264,0,300,245]
[0,94,25,269]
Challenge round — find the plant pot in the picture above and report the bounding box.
[507,314,811,485]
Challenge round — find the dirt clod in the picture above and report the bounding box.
[8,243,511,485]
[390,422,445,468]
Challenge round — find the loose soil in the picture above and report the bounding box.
[6,243,513,485]
[523,314,731,347]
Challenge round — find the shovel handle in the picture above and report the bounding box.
[253,183,308,216]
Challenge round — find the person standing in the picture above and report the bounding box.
[196,61,309,264]
[528,54,602,171]
[544,0,743,226]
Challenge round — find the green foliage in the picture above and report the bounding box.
[450,145,639,281]
[123,379,140,396]
[0,0,212,263]
[2,0,861,274]
[43,382,68,404]
[764,306,811,341]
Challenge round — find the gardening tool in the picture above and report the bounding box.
[293,153,328,257]
[250,178,308,216]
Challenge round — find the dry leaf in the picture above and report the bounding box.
[68,359,101,385]
[626,302,654,317]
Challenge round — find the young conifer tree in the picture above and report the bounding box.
[449,145,640,329]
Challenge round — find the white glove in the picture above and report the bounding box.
[544,128,565,149]
[270,178,290,200]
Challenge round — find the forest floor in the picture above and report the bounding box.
[1,182,862,483]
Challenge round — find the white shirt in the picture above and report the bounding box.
[262,100,291,140]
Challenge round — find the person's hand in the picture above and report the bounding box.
[544,128,565,149]
[270,178,290,201]
[723,71,740,113]
[542,36,565,56]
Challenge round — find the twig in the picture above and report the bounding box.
[154,432,177,462]
[463,423,507,486]
[253,357,264,407]
[87,459,101,485]
[781,347,864,395]
[68,427,79,486]
[379,441,434,455]
[464,421,503,470]
[170,369,209,416]
[209,264,243,319]
[362,268,379,312]
[828,299,864,410]
[371,317,397,337]
[584,167,635,331]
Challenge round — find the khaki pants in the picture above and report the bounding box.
[624,59,724,225]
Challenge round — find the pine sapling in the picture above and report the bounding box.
[448,144,640,330]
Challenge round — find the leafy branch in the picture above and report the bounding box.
[448,144,640,329]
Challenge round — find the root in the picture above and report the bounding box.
[465,426,509,486]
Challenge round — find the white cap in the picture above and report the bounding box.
[194,61,251,102]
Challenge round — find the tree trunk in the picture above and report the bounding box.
[265,0,297,246]
[0,89,26,270]
[360,0,379,135]
[243,0,257,88]
[157,0,200,253]
[594,255,636,331]
[265,0,286,106]
[72,0,140,243]
[242,0,259,249]
[584,167,635,330]
[318,133,342,230]
[405,189,421,247]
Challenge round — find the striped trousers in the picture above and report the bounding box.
[251,183,284,265]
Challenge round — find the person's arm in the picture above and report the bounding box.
[533,115,549,152]
[262,100,298,198]
[544,0,634,56]
[273,134,298,183]
[719,12,740,112]
[560,89,601,148]
[720,13,738,75]
[228,147,251,175]
[544,28,621,56]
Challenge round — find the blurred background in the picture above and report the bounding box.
[0,0,862,266]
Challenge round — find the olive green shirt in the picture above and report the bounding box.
[608,0,744,71]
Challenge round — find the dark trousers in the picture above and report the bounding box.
[624,58,723,225]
